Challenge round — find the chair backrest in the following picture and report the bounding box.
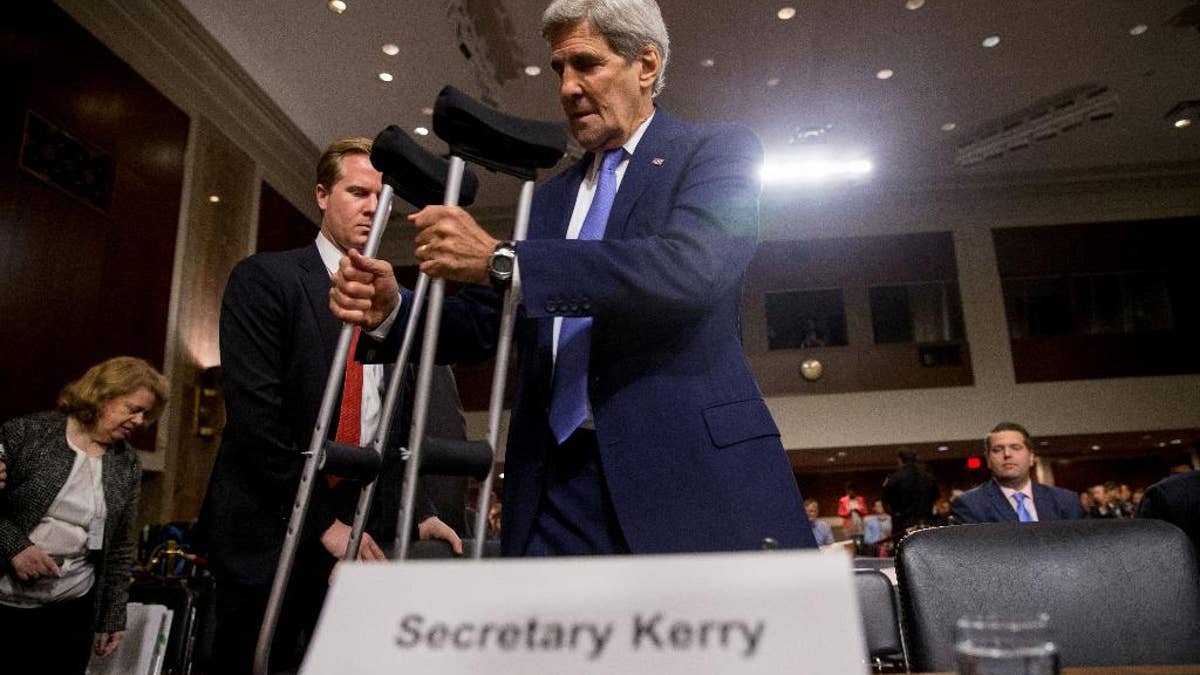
[855,569,906,663]
[896,519,1200,672]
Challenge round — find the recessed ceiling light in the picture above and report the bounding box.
[327,0,347,14]
[414,126,429,136]
[1130,24,1148,36]
[982,35,1001,48]
[381,43,399,56]
[837,451,847,457]
[378,72,393,82]
[1175,118,1193,128]
[876,68,894,80]
[827,456,836,462]
[208,195,220,203]
[421,107,434,116]
[524,65,542,76]
[777,6,796,20]
[941,122,957,131]
[937,445,950,452]
[766,77,781,87]
[498,472,504,479]
[1039,441,1049,446]
[701,58,715,68]
[1091,445,1101,451]
[1170,438,1183,444]
[905,0,925,9]
[1158,442,1167,447]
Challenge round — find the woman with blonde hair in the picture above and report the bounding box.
[0,356,167,674]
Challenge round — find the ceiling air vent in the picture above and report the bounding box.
[955,85,1118,167]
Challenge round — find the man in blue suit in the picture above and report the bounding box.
[331,0,815,556]
[951,422,1085,524]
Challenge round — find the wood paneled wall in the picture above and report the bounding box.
[0,1,187,420]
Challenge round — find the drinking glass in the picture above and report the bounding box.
[954,613,1060,675]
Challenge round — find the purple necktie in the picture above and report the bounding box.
[548,148,625,444]
[1014,492,1034,522]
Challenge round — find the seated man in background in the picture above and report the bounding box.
[805,499,834,546]
[951,422,1085,524]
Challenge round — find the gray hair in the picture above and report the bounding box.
[542,0,670,96]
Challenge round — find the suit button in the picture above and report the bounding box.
[568,304,579,313]
[546,302,558,313]
[582,302,592,311]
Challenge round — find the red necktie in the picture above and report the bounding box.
[329,328,362,487]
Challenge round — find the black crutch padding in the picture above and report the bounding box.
[252,127,479,675]
[370,124,480,208]
[433,85,568,179]
[391,86,568,564]
[417,437,494,481]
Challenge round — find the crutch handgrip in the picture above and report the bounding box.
[319,441,383,482]
[434,86,568,179]
[418,437,494,481]
[370,125,481,207]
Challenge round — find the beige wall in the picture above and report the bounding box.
[755,172,1200,451]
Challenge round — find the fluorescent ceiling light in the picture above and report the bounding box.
[382,44,400,56]
[982,35,1000,48]
[876,68,894,80]
[777,7,796,20]
[1130,24,1148,36]
[378,72,393,82]
[327,0,347,14]
[761,156,873,184]
[414,127,429,136]
[524,65,542,76]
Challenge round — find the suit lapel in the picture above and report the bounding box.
[986,480,1019,522]
[1032,483,1056,520]
[537,158,588,241]
[606,108,684,241]
[299,244,340,366]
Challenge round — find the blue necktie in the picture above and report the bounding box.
[548,148,625,444]
[1014,492,1034,522]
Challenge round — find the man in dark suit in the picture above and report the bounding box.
[951,422,1085,524]
[331,0,815,556]
[883,450,941,534]
[199,138,460,674]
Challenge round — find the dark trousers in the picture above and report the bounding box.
[0,591,95,674]
[207,551,332,675]
[525,428,630,556]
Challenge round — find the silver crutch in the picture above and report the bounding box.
[391,85,568,562]
[252,126,479,675]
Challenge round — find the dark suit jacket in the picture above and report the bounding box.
[951,479,1086,524]
[1137,471,1200,560]
[378,107,815,556]
[200,243,435,586]
[0,411,140,632]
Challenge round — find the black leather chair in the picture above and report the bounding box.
[896,519,1200,672]
[855,569,907,672]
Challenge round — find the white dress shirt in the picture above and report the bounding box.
[316,233,385,444]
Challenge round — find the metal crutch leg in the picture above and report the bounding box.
[251,126,478,675]
[391,85,567,561]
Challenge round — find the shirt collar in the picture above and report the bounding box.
[588,109,656,176]
[997,480,1034,501]
[314,232,343,276]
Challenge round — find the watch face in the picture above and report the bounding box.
[491,254,514,276]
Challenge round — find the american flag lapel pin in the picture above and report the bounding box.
[651,157,665,166]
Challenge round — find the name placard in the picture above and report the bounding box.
[301,551,866,674]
